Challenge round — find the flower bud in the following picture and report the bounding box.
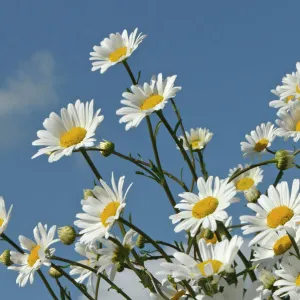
[83,189,94,200]
[58,226,76,245]
[116,261,125,272]
[202,228,214,240]
[275,150,294,170]
[259,269,276,290]
[244,186,261,203]
[99,140,115,157]
[136,235,145,249]
[0,250,12,266]
[48,267,62,279]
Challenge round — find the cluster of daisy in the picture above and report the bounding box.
[0,27,299,300]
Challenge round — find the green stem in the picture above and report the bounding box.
[122,60,137,85]
[197,150,208,180]
[94,275,101,300]
[155,241,181,252]
[56,278,72,300]
[80,149,102,180]
[273,170,284,188]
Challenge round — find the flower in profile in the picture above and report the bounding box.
[240,123,276,158]
[178,128,213,151]
[0,197,13,234]
[276,101,300,142]
[89,28,146,74]
[32,100,104,162]
[9,223,58,287]
[170,176,236,236]
[69,242,99,287]
[158,236,243,281]
[116,74,181,130]
[269,87,297,111]
[240,179,300,246]
[228,164,263,193]
[97,230,136,280]
[74,173,132,244]
[150,280,187,300]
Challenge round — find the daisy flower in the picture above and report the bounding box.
[240,123,276,158]
[150,281,187,300]
[74,173,132,244]
[240,179,300,246]
[269,86,297,111]
[0,197,13,234]
[158,236,243,281]
[178,128,213,151]
[276,100,300,142]
[8,223,58,287]
[228,164,263,193]
[274,256,300,297]
[170,176,236,236]
[69,242,99,286]
[97,229,136,280]
[116,73,181,130]
[32,99,104,163]
[89,28,146,74]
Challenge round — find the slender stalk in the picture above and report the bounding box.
[294,149,300,156]
[273,170,284,187]
[155,240,181,252]
[51,256,131,300]
[197,150,208,180]
[186,235,196,255]
[80,149,102,180]
[122,60,137,85]
[56,278,72,300]
[266,148,275,155]
[94,275,101,300]
[156,110,198,181]
[1,233,24,253]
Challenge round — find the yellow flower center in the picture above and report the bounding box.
[109,47,127,62]
[191,140,200,150]
[140,94,164,111]
[27,245,41,267]
[267,206,294,228]
[273,235,292,256]
[192,197,218,219]
[285,95,294,103]
[295,120,300,132]
[0,218,4,227]
[254,138,269,152]
[296,84,300,94]
[60,127,87,148]
[197,259,223,276]
[296,274,300,286]
[100,202,120,227]
[235,177,254,191]
[171,290,186,300]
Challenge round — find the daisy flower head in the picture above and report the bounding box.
[228,164,263,193]
[89,28,146,74]
[9,223,58,287]
[276,100,300,142]
[97,229,136,281]
[178,128,213,151]
[240,123,276,159]
[240,179,300,246]
[74,173,132,244]
[32,99,104,163]
[116,73,181,130]
[270,86,297,111]
[150,281,187,300]
[170,176,236,236]
[69,242,99,286]
[0,197,13,234]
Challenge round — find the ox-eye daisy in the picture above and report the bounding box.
[150,281,187,300]
[89,28,146,74]
[158,236,242,281]
[74,173,132,244]
[241,123,276,159]
[69,242,99,287]
[276,101,300,142]
[270,87,297,111]
[170,176,236,236]
[32,100,104,162]
[116,73,181,130]
[240,179,300,246]
[9,223,58,287]
[228,164,263,193]
[0,197,12,234]
[178,128,213,151]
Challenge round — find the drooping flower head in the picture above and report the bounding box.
[178,128,213,151]
[32,100,104,162]
[0,197,13,234]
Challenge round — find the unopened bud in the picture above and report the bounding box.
[99,140,115,157]
[244,187,261,203]
[48,267,62,279]
[83,189,94,200]
[203,228,214,240]
[275,150,294,170]
[136,235,145,249]
[259,269,276,290]
[116,261,125,272]
[58,226,76,245]
[0,250,12,266]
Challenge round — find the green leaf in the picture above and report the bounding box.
[154,121,162,139]
[174,119,182,133]
[137,71,142,84]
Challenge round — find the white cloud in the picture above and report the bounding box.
[0,51,58,115]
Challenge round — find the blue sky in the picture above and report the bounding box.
[0,1,300,299]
